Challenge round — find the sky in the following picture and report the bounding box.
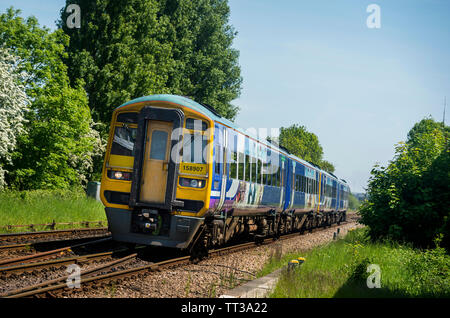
[1,0,449,193]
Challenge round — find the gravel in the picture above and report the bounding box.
[67,218,363,298]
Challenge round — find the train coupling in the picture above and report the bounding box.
[134,209,161,234]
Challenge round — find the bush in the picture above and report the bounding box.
[359,118,449,249]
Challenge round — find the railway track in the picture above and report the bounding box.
[0,227,109,246]
[0,237,113,268]
[1,221,349,298]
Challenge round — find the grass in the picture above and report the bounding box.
[0,187,106,233]
[261,228,450,298]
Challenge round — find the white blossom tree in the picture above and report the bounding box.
[0,47,30,189]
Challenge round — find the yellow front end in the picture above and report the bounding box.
[100,100,214,248]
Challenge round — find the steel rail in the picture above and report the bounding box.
[0,228,109,245]
[2,253,138,298]
[3,221,351,298]
[0,237,112,267]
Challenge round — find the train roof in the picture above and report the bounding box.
[116,94,348,186]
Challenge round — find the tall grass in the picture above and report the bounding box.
[0,188,106,232]
[263,228,450,298]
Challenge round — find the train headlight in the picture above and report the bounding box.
[108,170,132,181]
[190,179,198,188]
[179,177,205,188]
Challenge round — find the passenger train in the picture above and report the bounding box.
[100,94,349,252]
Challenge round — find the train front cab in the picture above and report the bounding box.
[100,100,213,249]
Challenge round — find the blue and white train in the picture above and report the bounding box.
[100,94,349,251]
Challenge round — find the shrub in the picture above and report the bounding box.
[359,118,449,249]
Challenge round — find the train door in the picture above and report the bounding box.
[217,128,228,211]
[212,124,227,211]
[283,159,293,211]
[140,120,173,203]
[288,161,295,210]
[279,156,286,210]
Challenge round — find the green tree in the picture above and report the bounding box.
[60,0,242,126]
[0,47,30,189]
[278,124,335,173]
[319,159,335,174]
[348,193,360,211]
[0,8,100,190]
[359,117,449,249]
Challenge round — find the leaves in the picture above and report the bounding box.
[61,0,242,126]
[0,8,101,190]
[0,47,30,189]
[278,124,335,173]
[359,118,450,249]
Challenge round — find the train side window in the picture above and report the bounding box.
[186,118,208,131]
[244,154,250,182]
[238,152,244,180]
[266,165,272,185]
[149,130,168,160]
[111,126,137,157]
[116,112,138,124]
[300,176,304,192]
[299,175,302,192]
[230,151,237,179]
[272,165,278,186]
[262,163,268,184]
[214,145,220,175]
[183,133,207,164]
[303,176,306,192]
[252,157,256,183]
[276,166,281,187]
[257,159,262,184]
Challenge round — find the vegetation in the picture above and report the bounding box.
[0,188,106,232]
[348,193,361,211]
[60,0,242,126]
[0,8,103,190]
[277,124,335,173]
[0,1,242,192]
[359,118,449,250]
[0,47,30,189]
[264,228,450,298]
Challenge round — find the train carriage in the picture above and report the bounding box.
[100,94,349,251]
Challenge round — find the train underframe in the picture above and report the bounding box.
[190,210,347,255]
[106,206,346,257]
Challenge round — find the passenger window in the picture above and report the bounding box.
[252,157,258,182]
[245,155,250,182]
[257,159,262,184]
[111,126,137,157]
[238,152,244,180]
[183,133,207,164]
[186,118,208,131]
[150,130,168,160]
[116,112,138,124]
[230,152,237,179]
